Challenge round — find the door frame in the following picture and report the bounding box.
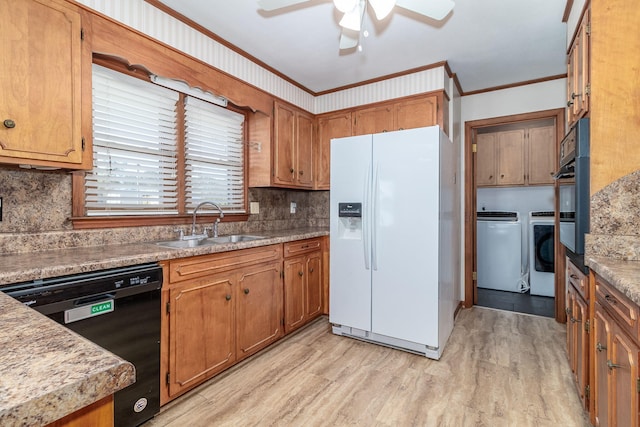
[463,108,567,322]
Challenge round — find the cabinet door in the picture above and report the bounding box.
[284,257,306,333]
[315,112,352,190]
[566,284,577,374]
[574,292,589,409]
[236,261,283,361]
[0,0,85,166]
[169,275,235,397]
[594,303,612,427]
[527,125,556,185]
[306,251,323,320]
[273,102,296,186]
[609,323,639,427]
[295,112,314,188]
[475,133,497,186]
[497,129,526,185]
[395,96,437,131]
[353,105,394,135]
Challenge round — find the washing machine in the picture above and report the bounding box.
[529,211,555,297]
[477,211,522,292]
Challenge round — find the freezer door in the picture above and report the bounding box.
[371,127,441,346]
[329,134,373,331]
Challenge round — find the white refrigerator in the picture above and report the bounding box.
[329,126,456,360]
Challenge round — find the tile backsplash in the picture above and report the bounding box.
[0,167,329,254]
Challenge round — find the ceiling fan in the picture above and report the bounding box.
[257,0,455,50]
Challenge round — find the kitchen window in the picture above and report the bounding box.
[72,63,248,228]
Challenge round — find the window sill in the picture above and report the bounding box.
[70,214,249,230]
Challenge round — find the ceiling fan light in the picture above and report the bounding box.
[339,7,362,31]
[368,0,396,20]
[333,0,358,13]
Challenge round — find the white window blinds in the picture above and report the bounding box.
[184,97,245,213]
[87,64,179,216]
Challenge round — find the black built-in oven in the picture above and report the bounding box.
[555,118,590,272]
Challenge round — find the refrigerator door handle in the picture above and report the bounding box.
[363,163,371,270]
[372,162,379,271]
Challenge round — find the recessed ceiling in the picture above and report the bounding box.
[157,0,568,94]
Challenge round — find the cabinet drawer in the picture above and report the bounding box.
[567,258,589,300]
[595,274,639,342]
[169,244,282,284]
[284,238,321,258]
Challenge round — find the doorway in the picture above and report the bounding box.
[463,108,566,321]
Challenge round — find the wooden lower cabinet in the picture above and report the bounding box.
[235,261,284,361]
[566,276,589,409]
[283,238,323,333]
[163,245,284,400]
[592,274,640,427]
[46,396,113,427]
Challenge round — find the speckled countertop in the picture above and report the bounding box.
[0,227,328,426]
[0,293,135,426]
[586,255,640,306]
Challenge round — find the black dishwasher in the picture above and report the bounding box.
[2,263,162,427]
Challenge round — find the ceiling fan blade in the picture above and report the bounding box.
[339,30,359,49]
[257,0,311,11]
[396,0,454,20]
[339,3,363,31]
[368,0,396,20]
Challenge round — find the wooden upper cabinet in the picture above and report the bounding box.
[295,112,314,187]
[476,123,556,188]
[567,7,590,128]
[528,125,556,185]
[0,0,91,169]
[475,133,497,186]
[251,101,314,189]
[352,92,448,137]
[315,112,352,190]
[396,96,438,131]
[353,105,395,135]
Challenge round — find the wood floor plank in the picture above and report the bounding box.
[145,307,591,427]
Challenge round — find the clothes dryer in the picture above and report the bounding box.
[529,211,555,297]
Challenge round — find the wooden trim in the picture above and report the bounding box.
[563,0,575,22]
[463,108,566,321]
[451,73,463,96]
[70,214,249,230]
[462,74,567,97]
[314,61,451,96]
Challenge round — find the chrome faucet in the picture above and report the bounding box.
[191,201,224,238]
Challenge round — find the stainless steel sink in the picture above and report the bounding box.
[205,234,267,244]
[155,234,267,249]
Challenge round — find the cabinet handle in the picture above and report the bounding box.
[607,360,623,370]
[571,92,582,99]
[298,271,304,277]
[604,295,618,305]
[570,316,581,324]
[244,288,250,294]
[565,307,572,316]
[309,267,314,273]
[567,100,574,107]
[225,294,232,301]
[3,119,15,129]
[596,342,607,352]
[570,274,579,279]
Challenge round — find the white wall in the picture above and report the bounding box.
[458,78,567,301]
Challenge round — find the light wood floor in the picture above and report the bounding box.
[145,307,591,427]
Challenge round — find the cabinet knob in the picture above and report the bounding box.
[565,307,571,316]
[596,342,607,352]
[500,174,504,179]
[225,294,232,301]
[570,316,580,324]
[298,271,304,277]
[488,175,493,180]
[309,267,314,273]
[290,168,294,173]
[244,288,250,294]
[567,100,574,107]
[299,170,304,176]
[604,295,617,305]
[3,119,15,129]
